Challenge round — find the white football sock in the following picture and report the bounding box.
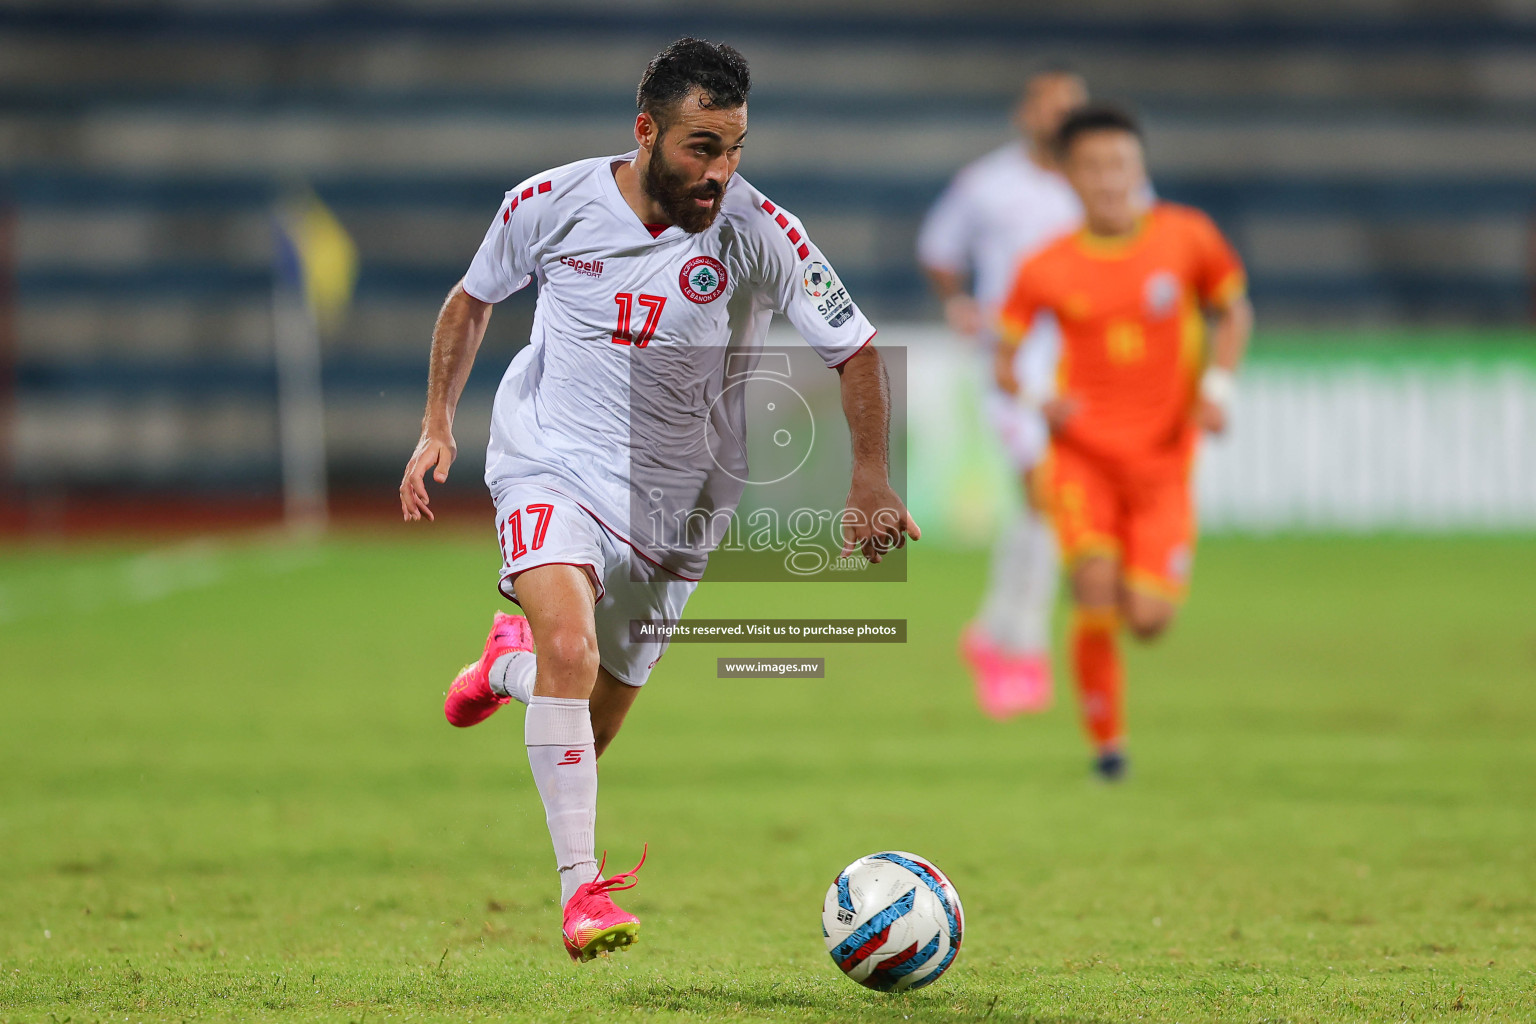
[488,651,536,704]
[524,696,598,907]
[559,863,602,907]
[1015,508,1061,653]
[978,508,1060,655]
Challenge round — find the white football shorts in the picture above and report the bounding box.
[492,483,698,687]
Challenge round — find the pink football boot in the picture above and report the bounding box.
[562,848,646,962]
[961,623,1014,720]
[1005,650,1053,713]
[960,623,1052,720]
[444,612,534,727]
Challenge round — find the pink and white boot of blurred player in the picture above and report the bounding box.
[444,612,534,727]
[960,623,1053,720]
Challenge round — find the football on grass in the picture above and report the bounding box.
[822,851,964,991]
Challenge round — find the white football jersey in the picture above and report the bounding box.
[917,142,1081,342]
[918,142,1081,416]
[463,152,875,580]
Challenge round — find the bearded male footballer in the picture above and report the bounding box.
[399,38,917,961]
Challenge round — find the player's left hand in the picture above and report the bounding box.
[1196,398,1228,435]
[841,472,920,563]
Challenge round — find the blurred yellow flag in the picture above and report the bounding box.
[275,191,359,336]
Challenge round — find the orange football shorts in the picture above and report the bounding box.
[1044,441,1197,601]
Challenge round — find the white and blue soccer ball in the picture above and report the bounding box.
[822,851,964,991]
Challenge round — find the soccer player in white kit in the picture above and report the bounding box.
[398,39,916,962]
[916,68,1086,720]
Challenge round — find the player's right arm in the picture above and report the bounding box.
[924,268,979,337]
[400,284,493,522]
[915,174,981,339]
[994,257,1077,430]
[401,186,537,522]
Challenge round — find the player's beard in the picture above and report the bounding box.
[643,148,726,234]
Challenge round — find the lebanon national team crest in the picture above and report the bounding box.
[680,256,728,304]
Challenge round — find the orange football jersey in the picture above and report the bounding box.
[998,203,1245,467]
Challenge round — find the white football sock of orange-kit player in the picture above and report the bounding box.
[523,695,602,907]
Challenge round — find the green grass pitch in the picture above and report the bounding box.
[1,533,1533,1022]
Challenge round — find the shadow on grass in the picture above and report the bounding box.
[620,979,1119,1024]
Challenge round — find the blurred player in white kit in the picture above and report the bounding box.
[917,67,1087,719]
[398,38,915,963]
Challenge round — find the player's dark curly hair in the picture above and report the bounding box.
[1055,104,1142,159]
[637,37,751,132]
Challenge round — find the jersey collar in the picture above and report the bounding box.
[1075,208,1154,257]
[601,151,684,244]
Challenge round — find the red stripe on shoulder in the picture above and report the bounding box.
[760,196,813,261]
[502,206,510,223]
[538,181,553,194]
[521,186,535,200]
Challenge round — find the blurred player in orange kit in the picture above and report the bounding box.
[995,106,1253,781]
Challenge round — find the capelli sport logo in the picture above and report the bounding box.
[557,749,584,766]
[561,256,604,278]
